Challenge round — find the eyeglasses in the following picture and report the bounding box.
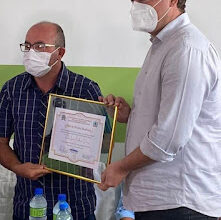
[20,42,57,52]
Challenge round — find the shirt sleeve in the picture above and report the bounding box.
[0,82,14,138]
[115,191,135,220]
[87,81,102,101]
[140,43,218,162]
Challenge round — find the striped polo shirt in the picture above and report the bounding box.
[0,63,105,220]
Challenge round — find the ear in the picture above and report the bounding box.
[170,0,178,7]
[58,47,65,59]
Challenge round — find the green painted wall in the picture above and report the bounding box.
[0,65,139,142]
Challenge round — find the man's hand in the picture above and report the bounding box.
[13,162,51,180]
[98,147,155,191]
[0,138,51,180]
[99,95,131,123]
[98,160,129,191]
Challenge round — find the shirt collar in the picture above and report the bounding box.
[150,13,190,43]
[23,62,69,92]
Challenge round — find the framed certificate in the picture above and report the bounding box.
[39,93,118,184]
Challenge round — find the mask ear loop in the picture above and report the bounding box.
[147,0,169,23]
[49,47,60,68]
[158,7,171,23]
[152,0,163,8]
[152,0,171,24]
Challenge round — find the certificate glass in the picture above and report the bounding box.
[39,93,117,184]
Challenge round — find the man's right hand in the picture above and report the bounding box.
[99,95,131,123]
[12,162,51,180]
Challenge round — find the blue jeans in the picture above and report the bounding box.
[135,207,217,220]
[13,213,96,220]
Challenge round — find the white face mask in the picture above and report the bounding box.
[23,48,59,78]
[130,0,171,33]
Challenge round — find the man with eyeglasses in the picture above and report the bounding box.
[0,21,101,220]
[98,0,221,219]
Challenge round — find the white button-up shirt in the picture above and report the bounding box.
[123,13,221,217]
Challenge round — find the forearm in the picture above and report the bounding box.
[120,147,155,173]
[98,147,155,191]
[0,138,51,180]
[0,139,21,172]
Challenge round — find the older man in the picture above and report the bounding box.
[99,0,221,219]
[0,22,100,220]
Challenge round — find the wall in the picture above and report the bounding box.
[0,0,220,142]
[0,0,220,67]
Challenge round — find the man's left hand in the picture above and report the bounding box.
[98,160,129,191]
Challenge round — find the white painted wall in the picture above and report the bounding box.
[0,0,220,67]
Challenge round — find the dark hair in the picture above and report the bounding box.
[54,23,65,48]
[177,0,186,13]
